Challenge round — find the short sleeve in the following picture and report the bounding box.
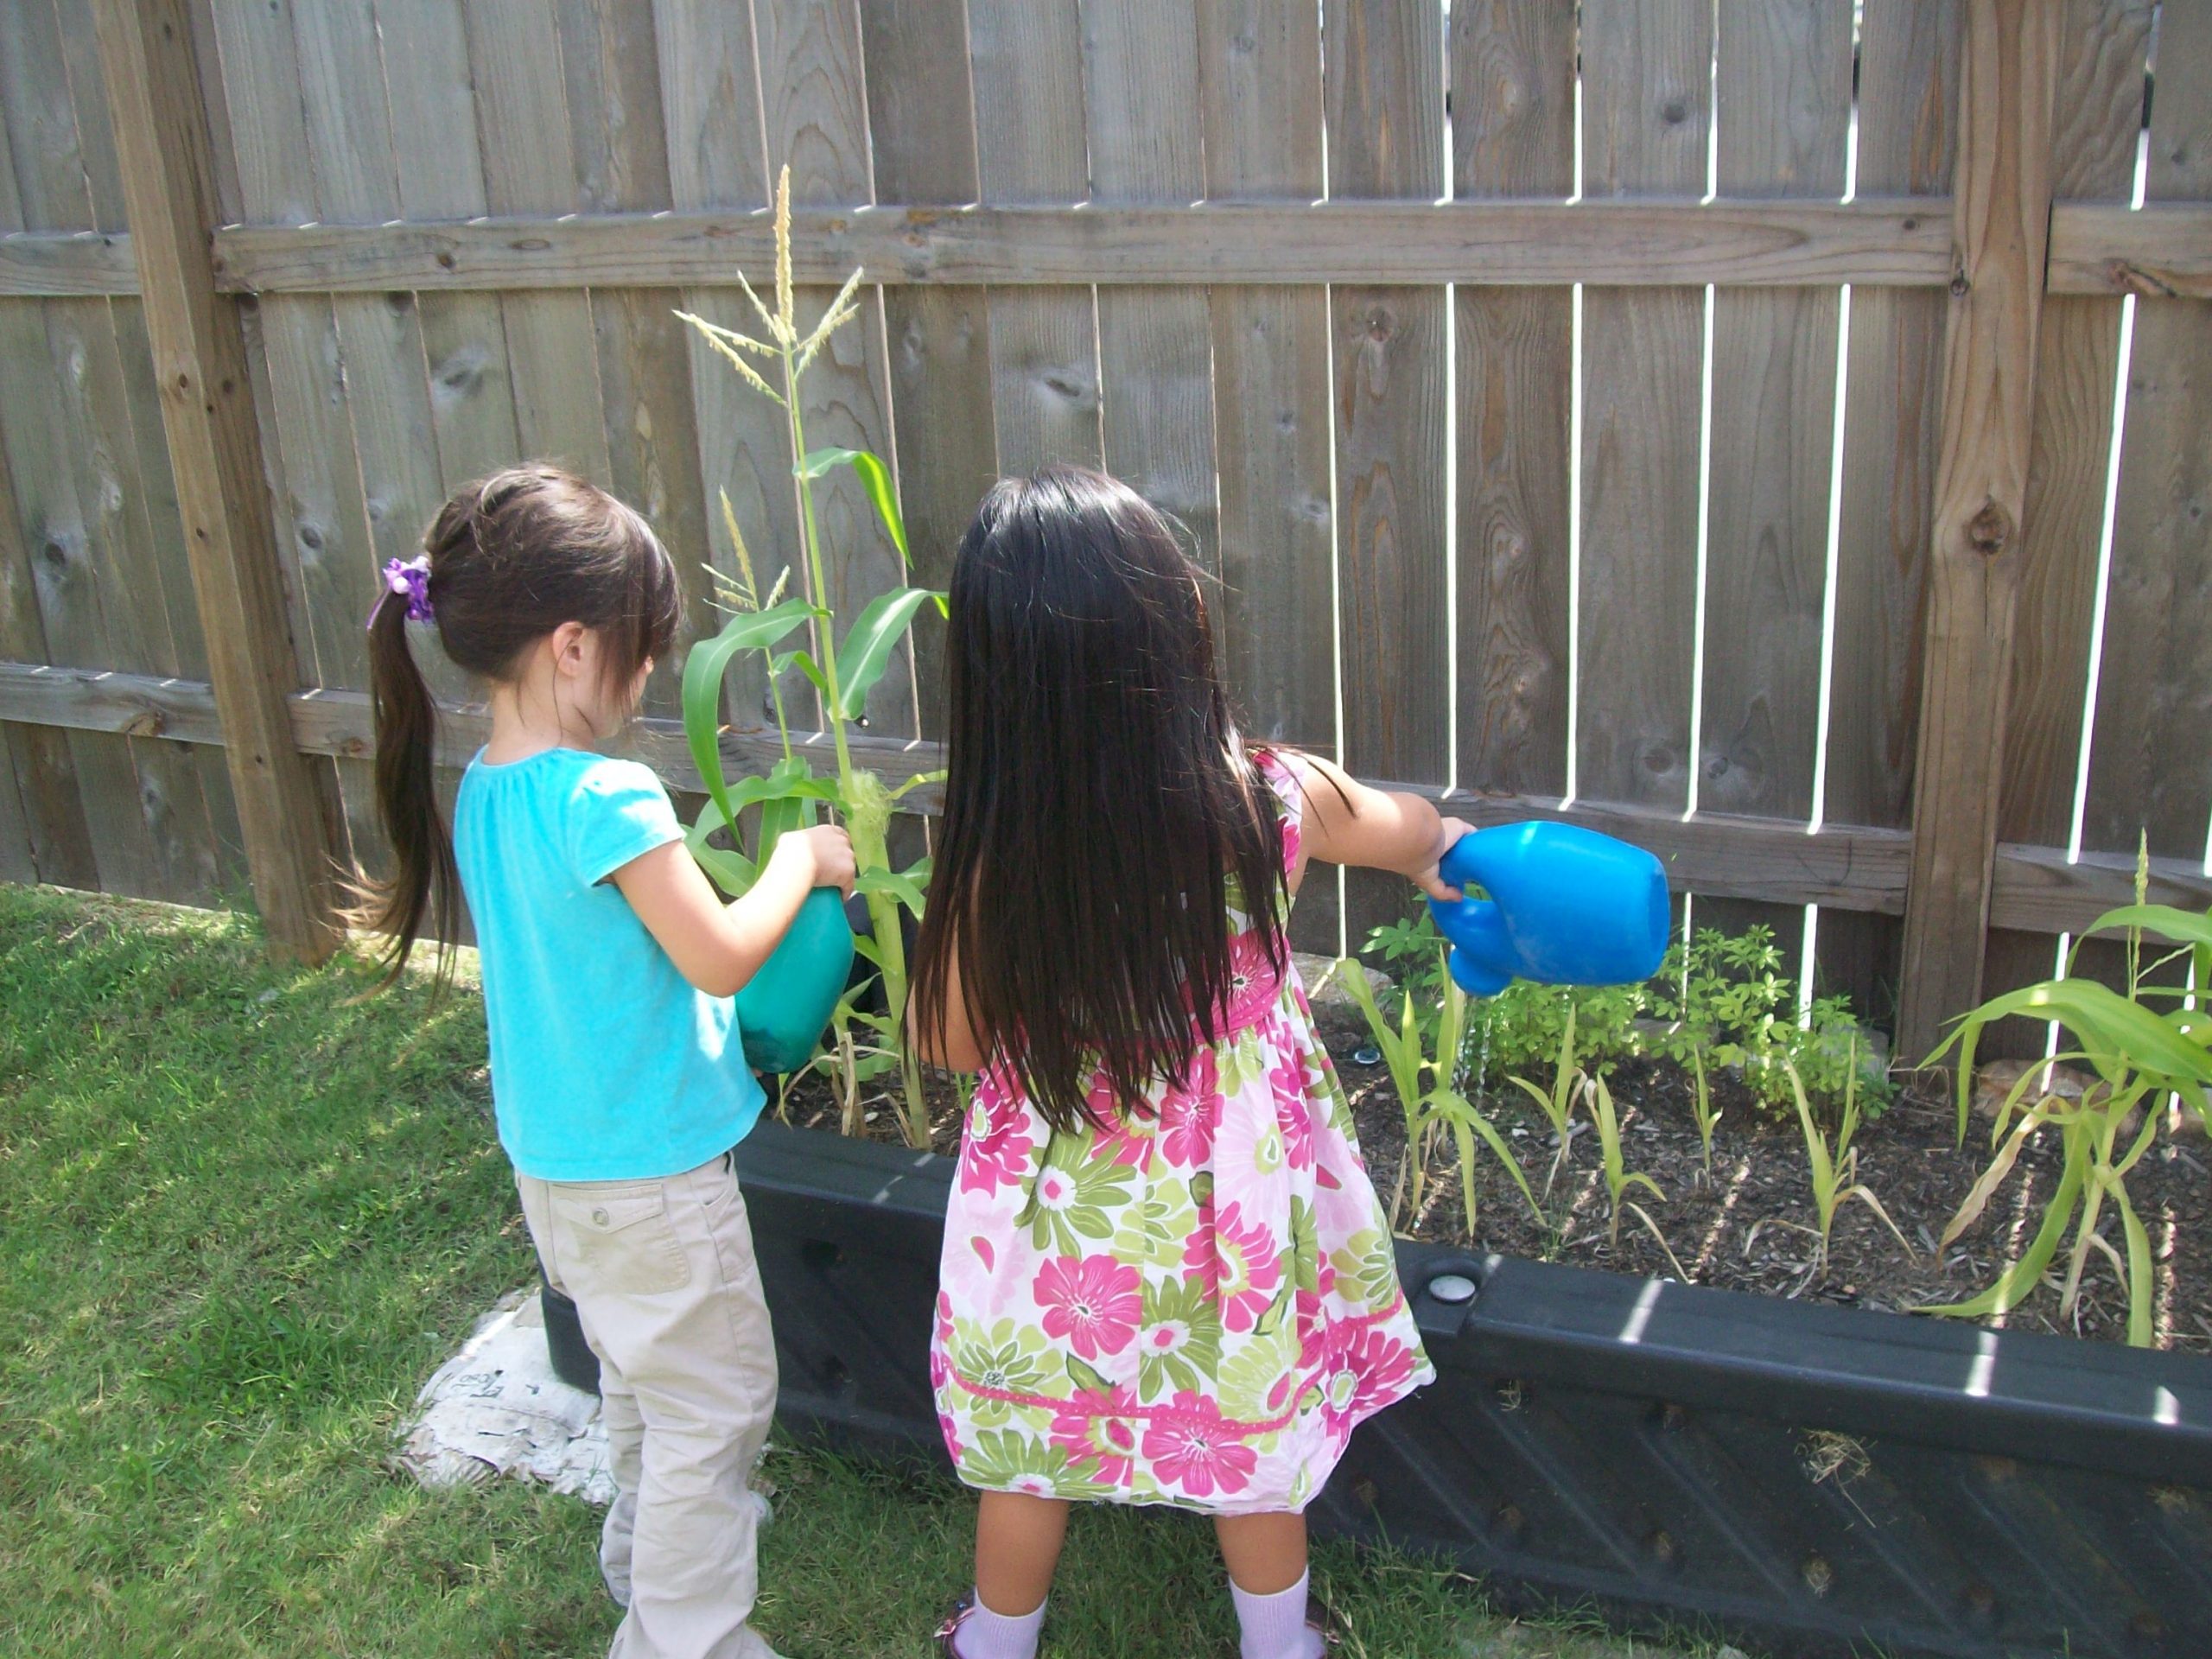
[1251,747,1306,876]
[567,758,683,887]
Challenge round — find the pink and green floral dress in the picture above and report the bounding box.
[931,750,1433,1515]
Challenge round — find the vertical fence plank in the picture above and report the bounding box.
[1975,0,2155,1053]
[1576,0,1707,823]
[1895,0,2060,1065]
[653,0,786,741]
[969,0,1101,473]
[378,0,524,491]
[207,0,391,875]
[753,0,913,735]
[861,0,995,737]
[1452,0,1573,799]
[556,0,713,721]
[92,0,339,957]
[0,0,163,897]
[2081,1,2212,868]
[1325,0,1447,951]
[1197,0,1337,953]
[1817,0,1960,1025]
[1695,0,1851,949]
[463,0,613,483]
[1084,2,1218,575]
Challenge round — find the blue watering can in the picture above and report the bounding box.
[734,886,855,1074]
[1427,822,1671,997]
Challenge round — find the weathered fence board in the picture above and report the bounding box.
[1451,0,1573,804]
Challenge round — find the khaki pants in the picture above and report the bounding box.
[518,1153,782,1659]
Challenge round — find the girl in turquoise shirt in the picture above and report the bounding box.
[359,464,850,1659]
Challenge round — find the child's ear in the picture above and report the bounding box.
[549,620,590,680]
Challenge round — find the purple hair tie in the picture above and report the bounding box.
[375,555,435,627]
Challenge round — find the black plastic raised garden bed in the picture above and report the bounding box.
[552,1122,2212,1659]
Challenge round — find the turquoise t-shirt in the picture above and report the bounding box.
[454,747,765,1182]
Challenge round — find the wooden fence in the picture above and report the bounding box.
[1,0,2207,1061]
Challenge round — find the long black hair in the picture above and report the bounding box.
[354,463,680,983]
[911,466,1288,1133]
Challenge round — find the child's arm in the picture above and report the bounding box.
[1290,753,1473,903]
[613,824,856,998]
[907,937,988,1073]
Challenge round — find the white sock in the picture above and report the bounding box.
[1231,1569,1323,1659]
[951,1590,1046,1659]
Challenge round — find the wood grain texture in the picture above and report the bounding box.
[754,0,913,734]
[462,0,612,481]
[1200,0,1333,759]
[861,0,993,736]
[1327,0,1446,790]
[1452,1,1573,798]
[2080,0,2212,865]
[210,199,1964,293]
[1896,0,2060,1063]
[1576,0,1710,814]
[94,0,339,954]
[1818,0,1960,1017]
[1978,0,2149,1055]
[1085,2,1218,574]
[969,0,1100,472]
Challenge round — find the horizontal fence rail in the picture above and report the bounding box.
[3,658,2200,938]
[2,200,2208,300]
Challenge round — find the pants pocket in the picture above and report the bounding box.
[550,1188,694,1295]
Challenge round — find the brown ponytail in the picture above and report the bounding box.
[351,463,682,987]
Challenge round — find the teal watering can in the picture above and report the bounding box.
[1427,822,1671,997]
[734,886,855,1074]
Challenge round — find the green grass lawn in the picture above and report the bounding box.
[0,885,1713,1657]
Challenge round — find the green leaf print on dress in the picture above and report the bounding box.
[963,1427,1109,1500]
[1111,1179,1198,1269]
[1329,1228,1401,1310]
[950,1316,1058,1427]
[1137,1270,1224,1401]
[1020,1131,1138,1256]
[1215,1320,1300,1423]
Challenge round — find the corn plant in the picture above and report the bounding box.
[676,166,942,1147]
[1586,1072,1663,1249]
[1784,1048,1910,1276]
[1507,1002,1582,1196]
[1921,842,2211,1345]
[1687,1043,1721,1180]
[1333,953,1535,1237]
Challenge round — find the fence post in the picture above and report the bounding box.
[90,0,339,963]
[1896,0,2060,1067]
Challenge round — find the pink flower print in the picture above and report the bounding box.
[1317,1321,1421,1437]
[961,1078,1036,1197]
[1084,1070,1151,1166]
[1271,1050,1317,1172]
[931,1293,954,1388]
[937,1410,963,1463]
[1049,1386,1140,1487]
[1193,1201,1283,1334]
[1158,1048,1220,1169]
[1221,931,1282,1029]
[1033,1254,1142,1361]
[1142,1391,1257,1498]
[1294,1287,1327,1370]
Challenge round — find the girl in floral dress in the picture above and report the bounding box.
[911,467,1473,1659]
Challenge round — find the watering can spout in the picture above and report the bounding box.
[1425,822,1670,998]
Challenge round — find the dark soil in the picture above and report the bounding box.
[773,1007,2212,1355]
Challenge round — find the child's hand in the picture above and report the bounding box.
[1414,816,1476,904]
[775,823,857,896]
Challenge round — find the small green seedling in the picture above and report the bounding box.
[1786,1046,1911,1276]
[1586,1072,1664,1249]
[1508,1001,1582,1196]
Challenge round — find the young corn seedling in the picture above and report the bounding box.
[1921,838,2211,1344]
[1688,1043,1722,1182]
[1586,1072,1664,1249]
[1508,1001,1583,1196]
[1334,954,1536,1237]
[1785,1046,1911,1278]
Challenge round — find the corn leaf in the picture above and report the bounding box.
[836,587,937,719]
[1916,1150,2086,1320]
[681,599,816,828]
[856,866,928,916]
[797,446,910,565]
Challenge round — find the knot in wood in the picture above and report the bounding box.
[1967,501,2012,556]
[1949,264,1971,298]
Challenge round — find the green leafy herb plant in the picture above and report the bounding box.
[676,166,943,1147]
